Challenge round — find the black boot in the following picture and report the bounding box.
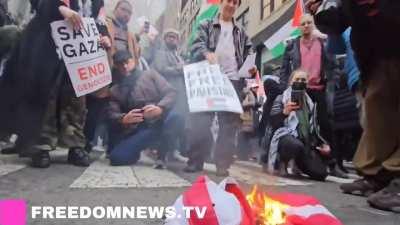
[340,176,386,197]
[368,178,400,213]
[31,151,51,168]
[68,147,90,167]
[1,146,18,155]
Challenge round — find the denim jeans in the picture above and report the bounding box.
[109,112,184,166]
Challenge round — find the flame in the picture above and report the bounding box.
[246,185,289,225]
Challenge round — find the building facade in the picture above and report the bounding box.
[176,0,296,71]
[235,0,296,74]
[155,0,181,35]
[179,0,204,49]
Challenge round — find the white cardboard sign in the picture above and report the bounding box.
[184,61,243,114]
[51,18,112,97]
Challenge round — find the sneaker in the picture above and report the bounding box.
[340,177,385,197]
[68,147,90,167]
[31,151,51,168]
[368,179,400,213]
[154,160,166,170]
[168,150,187,163]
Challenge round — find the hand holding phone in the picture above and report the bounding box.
[291,90,304,107]
[283,101,300,116]
[122,109,144,125]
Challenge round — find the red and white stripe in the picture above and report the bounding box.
[165,176,254,225]
[267,193,343,225]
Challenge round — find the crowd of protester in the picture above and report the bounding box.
[0,0,399,213]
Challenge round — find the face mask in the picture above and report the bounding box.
[292,81,307,91]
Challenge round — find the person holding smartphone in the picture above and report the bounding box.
[107,50,182,169]
[267,70,331,181]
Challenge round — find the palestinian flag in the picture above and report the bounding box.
[264,0,304,59]
[187,4,219,46]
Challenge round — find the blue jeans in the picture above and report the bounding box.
[109,112,184,166]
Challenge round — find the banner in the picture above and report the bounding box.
[184,61,243,114]
[51,18,112,97]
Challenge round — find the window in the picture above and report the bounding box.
[236,8,249,31]
[261,0,272,20]
[261,0,289,20]
[274,0,288,11]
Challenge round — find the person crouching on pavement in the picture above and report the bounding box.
[107,50,183,169]
[268,70,331,181]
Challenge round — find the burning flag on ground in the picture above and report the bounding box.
[165,176,255,225]
[246,186,343,225]
[166,177,342,225]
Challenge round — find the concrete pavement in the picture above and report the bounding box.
[0,150,399,225]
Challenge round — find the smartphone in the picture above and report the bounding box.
[144,21,150,33]
[291,90,303,107]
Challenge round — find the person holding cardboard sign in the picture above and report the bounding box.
[184,0,255,177]
[0,0,111,168]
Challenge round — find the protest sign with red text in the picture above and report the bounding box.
[51,18,111,97]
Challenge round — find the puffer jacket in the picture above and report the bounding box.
[190,15,254,69]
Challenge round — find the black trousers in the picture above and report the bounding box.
[307,89,331,142]
[307,89,337,166]
[84,96,109,149]
[278,135,328,181]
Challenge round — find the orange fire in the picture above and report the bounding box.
[246,185,289,225]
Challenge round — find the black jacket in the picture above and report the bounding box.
[0,0,105,154]
[314,0,400,81]
[278,37,336,91]
[190,15,254,69]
